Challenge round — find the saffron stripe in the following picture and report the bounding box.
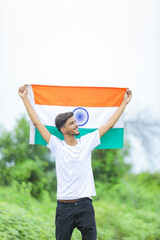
[34,126,124,149]
[31,85,126,107]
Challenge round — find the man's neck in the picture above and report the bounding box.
[64,135,78,146]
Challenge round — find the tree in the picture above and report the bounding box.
[0,116,56,199]
[92,144,131,185]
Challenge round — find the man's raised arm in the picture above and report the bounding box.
[98,88,132,138]
[18,85,51,144]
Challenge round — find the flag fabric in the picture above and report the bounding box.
[28,85,126,149]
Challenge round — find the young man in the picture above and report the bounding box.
[18,85,132,240]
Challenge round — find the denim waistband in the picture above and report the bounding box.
[57,197,92,207]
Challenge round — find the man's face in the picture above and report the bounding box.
[62,116,80,136]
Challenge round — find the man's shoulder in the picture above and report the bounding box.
[80,130,99,141]
[79,130,100,150]
[47,134,63,149]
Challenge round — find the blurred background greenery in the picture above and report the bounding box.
[0,117,160,240]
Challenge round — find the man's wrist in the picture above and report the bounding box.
[21,94,28,101]
[122,100,128,106]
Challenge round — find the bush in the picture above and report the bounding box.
[0,202,55,240]
[94,199,160,240]
[1,175,160,240]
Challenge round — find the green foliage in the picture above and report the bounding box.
[95,200,160,240]
[97,173,160,213]
[94,173,160,240]
[0,116,57,200]
[0,201,55,240]
[137,171,160,187]
[11,181,33,210]
[92,147,131,185]
[0,182,55,240]
[1,174,160,240]
[94,173,160,239]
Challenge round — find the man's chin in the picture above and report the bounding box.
[74,130,80,135]
[75,132,80,136]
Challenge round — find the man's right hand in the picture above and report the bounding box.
[18,84,51,144]
[18,85,28,98]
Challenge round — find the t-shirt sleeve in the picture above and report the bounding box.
[83,130,101,151]
[47,135,61,154]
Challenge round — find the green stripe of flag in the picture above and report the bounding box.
[34,126,124,149]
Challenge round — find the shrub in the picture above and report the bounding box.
[0,202,55,240]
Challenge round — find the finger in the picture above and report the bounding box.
[19,86,25,92]
[19,87,23,92]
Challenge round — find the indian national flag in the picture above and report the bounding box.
[28,85,126,149]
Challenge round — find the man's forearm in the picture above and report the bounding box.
[19,85,51,143]
[108,101,127,128]
[22,95,40,126]
[98,88,132,138]
[98,101,127,138]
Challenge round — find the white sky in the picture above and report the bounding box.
[0,0,160,172]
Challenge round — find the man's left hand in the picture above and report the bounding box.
[123,88,132,104]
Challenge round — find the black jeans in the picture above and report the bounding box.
[55,198,97,240]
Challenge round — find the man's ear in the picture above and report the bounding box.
[60,126,66,134]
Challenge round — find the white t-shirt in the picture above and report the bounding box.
[47,130,101,200]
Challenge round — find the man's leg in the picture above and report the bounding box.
[75,198,97,240]
[55,201,74,240]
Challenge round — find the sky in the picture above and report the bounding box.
[1,0,160,172]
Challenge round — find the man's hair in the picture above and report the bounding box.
[55,112,74,133]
